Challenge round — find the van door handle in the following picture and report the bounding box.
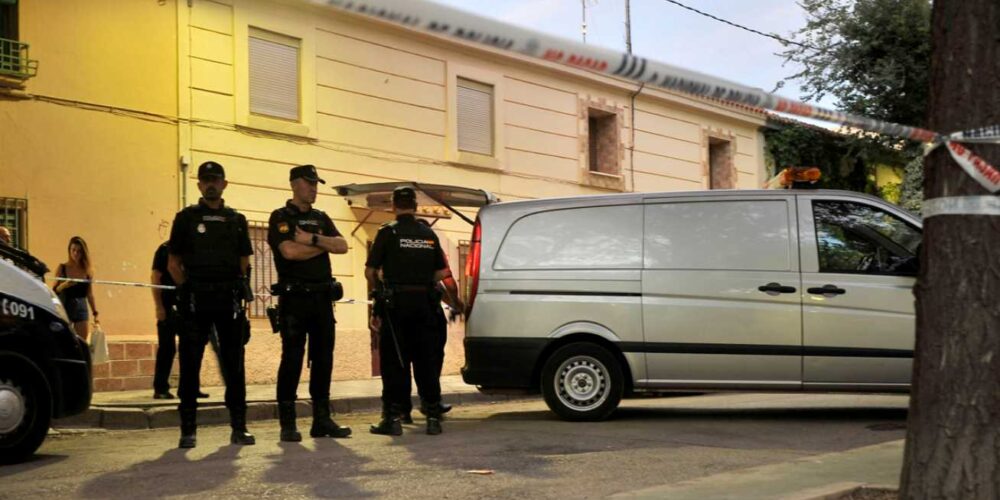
[807,285,847,296]
[758,282,797,294]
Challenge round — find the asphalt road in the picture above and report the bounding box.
[0,393,909,499]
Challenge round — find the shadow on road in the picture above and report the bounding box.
[398,417,558,479]
[0,454,68,477]
[261,438,380,498]
[77,446,241,498]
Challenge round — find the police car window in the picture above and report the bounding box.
[496,205,642,270]
[813,201,921,275]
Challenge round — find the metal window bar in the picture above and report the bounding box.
[248,222,275,318]
[0,197,27,250]
[0,37,38,80]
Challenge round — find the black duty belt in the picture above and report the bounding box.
[271,281,335,295]
[390,284,431,293]
[187,281,239,292]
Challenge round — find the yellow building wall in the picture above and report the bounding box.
[177,0,767,385]
[0,0,178,345]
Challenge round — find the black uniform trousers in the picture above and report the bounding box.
[379,292,442,416]
[401,303,448,414]
[178,291,247,411]
[153,314,178,394]
[155,312,227,394]
[276,294,336,402]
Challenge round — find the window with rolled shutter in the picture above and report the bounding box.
[249,28,300,121]
[457,78,494,156]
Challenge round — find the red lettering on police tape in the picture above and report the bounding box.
[948,141,1000,185]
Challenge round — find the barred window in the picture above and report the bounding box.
[248,222,276,318]
[0,197,27,250]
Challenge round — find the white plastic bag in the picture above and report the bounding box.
[90,323,109,365]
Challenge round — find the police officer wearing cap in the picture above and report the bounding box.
[167,160,255,448]
[366,186,451,436]
[268,164,352,442]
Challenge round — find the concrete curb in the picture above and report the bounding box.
[787,483,898,500]
[54,392,536,431]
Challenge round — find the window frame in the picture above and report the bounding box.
[811,200,921,277]
[796,195,923,277]
[446,63,504,170]
[233,3,317,138]
[248,27,302,122]
[0,197,27,250]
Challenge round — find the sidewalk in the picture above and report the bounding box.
[53,375,529,430]
[614,439,903,500]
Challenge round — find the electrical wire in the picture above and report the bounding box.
[660,0,817,50]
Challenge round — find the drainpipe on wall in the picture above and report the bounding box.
[180,155,189,207]
[629,82,644,192]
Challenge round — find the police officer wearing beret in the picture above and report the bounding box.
[366,186,452,436]
[268,164,352,442]
[167,161,255,448]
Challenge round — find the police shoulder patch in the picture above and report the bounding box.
[278,222,290,234]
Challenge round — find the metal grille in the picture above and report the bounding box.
[248,222,275,318]
[0,37,38,80]
[0,197,27,250]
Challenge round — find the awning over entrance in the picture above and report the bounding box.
[333,182,497,227]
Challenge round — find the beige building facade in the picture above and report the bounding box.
[2,0,766,391]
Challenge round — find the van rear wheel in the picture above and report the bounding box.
[541,343,623,421]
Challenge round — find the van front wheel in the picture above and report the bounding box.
[541,343,623,421]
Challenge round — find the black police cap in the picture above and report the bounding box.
[290,164,326,184]
[392,186,417,203]
[197,161,226,180]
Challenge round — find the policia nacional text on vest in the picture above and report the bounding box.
[267,164,352,442]
[167,161,256,449]
[365,186,451,436]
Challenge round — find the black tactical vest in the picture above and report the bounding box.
[180,204,244,282]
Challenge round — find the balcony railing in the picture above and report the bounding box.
[0,37,38,80]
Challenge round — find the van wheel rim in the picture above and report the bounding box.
[555,356,609,412]
[0,379,26,435]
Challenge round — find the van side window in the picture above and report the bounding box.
[495,205,642,269]
[813,201,921,276]
[644,201,792,270]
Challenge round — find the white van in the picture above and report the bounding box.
[462,189,920,421]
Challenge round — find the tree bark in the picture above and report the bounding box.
[899,1,1000,499]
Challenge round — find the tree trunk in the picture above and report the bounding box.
[899,1,1000,498]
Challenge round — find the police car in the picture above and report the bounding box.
[0,244,92,464]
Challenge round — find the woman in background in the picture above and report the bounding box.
[54,236,99,340]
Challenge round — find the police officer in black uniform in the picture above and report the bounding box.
[167,161,255,449]
[268,164,352,442]
[366,186,451,436]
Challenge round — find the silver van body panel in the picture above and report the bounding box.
[466,189,918,395]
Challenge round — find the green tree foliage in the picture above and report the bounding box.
[774,0,932,206]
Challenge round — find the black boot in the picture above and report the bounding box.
[278,401,302,442]
[401,412,414,425]
[426,417,442,435]
[369,408,403,436]
[422,401,444,435]
[310,399,352,438]
[229,408,256,445]
[178,408,197,449]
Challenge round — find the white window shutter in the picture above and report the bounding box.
[457,78,494,155]
[249,29,300,121]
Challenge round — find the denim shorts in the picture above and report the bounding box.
[63,297,90,323]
